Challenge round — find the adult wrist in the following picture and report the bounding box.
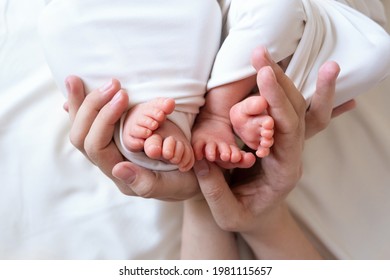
[240,202,321,259]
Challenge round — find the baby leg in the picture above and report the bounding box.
[192,77,262,169]
[192,112,257,170]
[122,97,194,172]
[230,95,274,158]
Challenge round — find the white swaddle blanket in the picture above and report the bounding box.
[39,0,390,171]
[209,0,390,107]
[286,0,390,106]
[39,0,222,171]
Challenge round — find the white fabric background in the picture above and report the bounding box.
[287,1,390,260]
[0,0,389,259]
[0,0,183,259]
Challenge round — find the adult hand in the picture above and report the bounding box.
[195,47,306,230]
[305,61,356,139]
[193,47,340,259]
[65,76,198,201]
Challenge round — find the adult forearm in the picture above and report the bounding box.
[181,199,240,260]
[241,203,322,260]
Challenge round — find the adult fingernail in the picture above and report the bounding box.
[63,102,69,112]
[124,167,136,184]
[110,90,123,106]
[99,79,113,92]
[194,159,209,177]
[65,81,71,94]
[115,165,136,185]
[264,48,273,63]
[259,66,276,80]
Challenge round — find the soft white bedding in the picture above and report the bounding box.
[0,0,182,259]
[1,0,389,259]
[288,2,390,259]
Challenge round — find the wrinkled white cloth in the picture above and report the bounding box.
[287,0,390,259]
[39,0,222,171]
[39,0,390,171]
[1,0,390,260]
[285,0,390,106]
[210,0,390,107]
[1,0,182,259]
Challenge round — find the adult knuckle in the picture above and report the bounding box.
[299,99,307,114]
[312,117,329,132]
[131,172,161,199]
[69,129,84,150]
[134,184,156,198]
[84,91,96,102]
[84,135,99,162]
[203,185,225,203]
[218,217,240,232]
[117,184,137,196]
[137,183,172,199]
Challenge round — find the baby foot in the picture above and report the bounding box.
[144,120,195,172]
[230,95,274,158]
[192,111,256,169]
[122,97,175,152]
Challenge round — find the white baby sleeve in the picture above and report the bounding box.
[208,0,305,89]
[209,0,390,108]
[287,0,390,107]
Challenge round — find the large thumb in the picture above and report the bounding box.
[193,160,240,229]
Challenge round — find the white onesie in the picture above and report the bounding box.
[39,0,390,171]
[209,0,390,107]
[39,0,222,171]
